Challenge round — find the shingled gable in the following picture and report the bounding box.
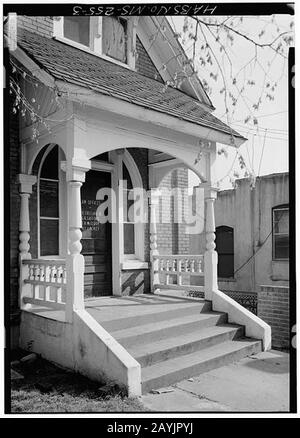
[15,29,245,146]
[137,16,214,109]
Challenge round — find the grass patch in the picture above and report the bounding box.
[11,353,148,413]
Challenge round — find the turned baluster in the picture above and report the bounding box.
[190,259,195,273]
[184,259,189,272]
[50,265,56,283]
[177,258,182,286]
[62,266,67,284]
[165,259,170,285]
[33,264,40,281]
[40,264,45,282]
[172,259,176,273]
[57,265,63,283]
[33,264,40,299]
[29,264,34,281]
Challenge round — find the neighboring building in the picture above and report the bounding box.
[190,172,289,293]
[5,14,272,395]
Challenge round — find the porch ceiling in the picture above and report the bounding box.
[17,30,246,145]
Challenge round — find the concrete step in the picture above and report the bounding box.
[84,282,112,297]
[84,254,106,265]
[129,324,244,367]
[100,300,212,331]
[112,312,228,347]
[85,264,109,274]
[84,272,107,283]
[141,338,262,394]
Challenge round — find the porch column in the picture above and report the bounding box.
[204,186,218,301]
[65,164,89,322]
[18,174,37,308]
[149,189,160,293]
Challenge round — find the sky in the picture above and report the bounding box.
[170,14,293,190]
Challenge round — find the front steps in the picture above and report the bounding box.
[95,294,262,394]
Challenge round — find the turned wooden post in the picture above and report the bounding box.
[18,174,37,309]
[204,186,218,301]
[65,164,89,322]
[149,189,160,293]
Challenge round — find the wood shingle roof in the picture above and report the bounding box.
[18,30,244,141]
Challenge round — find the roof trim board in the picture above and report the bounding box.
[13,29,246,147]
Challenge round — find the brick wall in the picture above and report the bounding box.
[17,16,53,38]
[257,285,290,349]
[177,168,190,254]
[157,171,176,255]
[157,168,189,256]
[136,36,163,82]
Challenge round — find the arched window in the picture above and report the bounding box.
[121,151,145,261]
[272,205,289,260]
[38,145,60,257]
[216,226,234,278]
[123,161,135,255]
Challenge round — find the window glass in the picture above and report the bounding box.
[40,180,59,218]
[39,146,60,256]
[124,223,135,255]
[274,235,289,259]
[102,17,127,63]
[216,226,234,278]
[40,219,59,256]
[64,16,90,47]
[273,207,289,259]
[274,209,289,234]
[122,162,135,254]
[40,146,58,179]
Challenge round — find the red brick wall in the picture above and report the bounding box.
[17,16,53,38]
[157,168,189,256]
[258,285,290,349]
[177,168,190,254]
[136,36,163,82]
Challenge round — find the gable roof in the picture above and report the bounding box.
[16,30,245,144]
[137,17,214,109]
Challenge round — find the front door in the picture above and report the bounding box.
[81,169,112,297]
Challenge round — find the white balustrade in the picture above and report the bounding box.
[21,259,67,310]
[152,254,205,292]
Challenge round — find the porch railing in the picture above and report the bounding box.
[21,259,67,310]
[152,254,205,292]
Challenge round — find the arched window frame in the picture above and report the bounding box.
[37,144,66,258]
[120,150,145,263]
[216,225,234,279]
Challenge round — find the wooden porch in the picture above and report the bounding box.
[20,254,206,321]
[21,291,262,394]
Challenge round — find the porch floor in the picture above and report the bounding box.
[23,291,204,324]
